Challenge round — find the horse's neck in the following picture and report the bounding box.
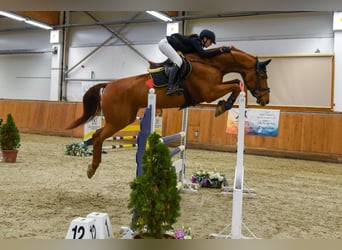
[187,48,256,74]
[225,48,256,71]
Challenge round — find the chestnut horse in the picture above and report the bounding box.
[68,46,271,178]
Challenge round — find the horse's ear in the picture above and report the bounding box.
[262,59,272,66]
[256,59,272,71]
[257,59,271,71]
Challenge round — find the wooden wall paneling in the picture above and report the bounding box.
[66,102,82,137]
[48,103,66,133]
[301,114,314,153]
[289,113,305,151]
[32,102,45,131]
[0,100,341,161]
[37,102,46,132]
[162,109,182,136]
[0,101,17,126]
[326,115,342,154]
[198,109,212,144]
[26,102,39,131]
[47,103,71,135]
[307,115,324,153]
[186,109,201,143]
[207,109,223,145]
[187,108,201,127]
[70,103,84,138]
[187,125,201,142]
[38,102,51,133]
[277,113,303,151]
[1,100,36,133]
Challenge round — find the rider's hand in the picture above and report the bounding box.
[220,46,230,53]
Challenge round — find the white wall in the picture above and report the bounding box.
[0,29,52,100]
[0,53,51,100]
[333,32,342,112]
[0,11,338,104]
[65,12,335,102]
[0,30,51,50]
[187,12,334,54]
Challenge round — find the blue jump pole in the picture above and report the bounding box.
[159,131,186,144]
[169,145,185,157]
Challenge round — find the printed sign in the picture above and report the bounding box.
[84,116,102,144]
[226,108,280,136]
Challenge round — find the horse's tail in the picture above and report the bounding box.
[66,83,108,129]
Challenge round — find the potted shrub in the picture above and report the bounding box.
[0,113,20,163]
[128,132,181,239]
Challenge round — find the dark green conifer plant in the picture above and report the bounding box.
[128,132,181,238]
[0,113,20,150]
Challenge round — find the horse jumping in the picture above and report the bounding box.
[67,46,271,178]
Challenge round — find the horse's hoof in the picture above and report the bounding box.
[215,106,223,117]
[215,101,225,117]
[87,165,95,179]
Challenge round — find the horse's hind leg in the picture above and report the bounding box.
[88,124,116,178]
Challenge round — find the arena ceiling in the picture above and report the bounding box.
[0,0,341,11]
[0,11,329,32]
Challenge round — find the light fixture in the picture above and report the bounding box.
[25,20,52,30]
[0,11,52,30]
[0,11,25,21]
[146,11,172,22]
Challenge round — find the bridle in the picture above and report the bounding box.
[228,50,270,103]
[249,62,270,102]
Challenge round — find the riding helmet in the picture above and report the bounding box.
[199,29,216,44]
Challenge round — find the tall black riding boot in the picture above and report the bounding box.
[166,63,180,95]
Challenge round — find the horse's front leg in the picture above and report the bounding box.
[215,79,241,117]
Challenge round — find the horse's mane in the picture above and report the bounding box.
[185,45,257,61]
[229,46,257,59]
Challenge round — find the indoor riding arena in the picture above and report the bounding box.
[0,9,341,240]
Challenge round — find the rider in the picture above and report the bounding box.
[158,29,229,95]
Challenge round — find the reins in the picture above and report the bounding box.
[187,48,270,103]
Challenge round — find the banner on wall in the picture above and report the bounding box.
[226,108,280,136]
[84,116,102,145]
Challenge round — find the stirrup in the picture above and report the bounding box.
[175,87,184,94]
[166,87,177,95]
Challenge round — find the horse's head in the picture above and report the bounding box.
[244,58,271,106]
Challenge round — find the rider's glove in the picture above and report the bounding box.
[220,47,231,53]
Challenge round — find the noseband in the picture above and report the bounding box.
[249,69,270,102]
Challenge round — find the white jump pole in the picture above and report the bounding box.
[180,107,188,182]
[148,88,156,133]
[230,88,246,239]
[230,81,258,239]
[210,80,257,239]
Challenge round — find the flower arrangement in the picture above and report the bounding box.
[65,142,92,156]
[191,169,228,188]
[171,226,192,239]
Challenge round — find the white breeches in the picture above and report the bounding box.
[158,38,183,67]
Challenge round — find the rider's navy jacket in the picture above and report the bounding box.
[166,33,222,58]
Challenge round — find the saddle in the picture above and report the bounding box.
[147,55,197,109]
[147,55,192,88]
